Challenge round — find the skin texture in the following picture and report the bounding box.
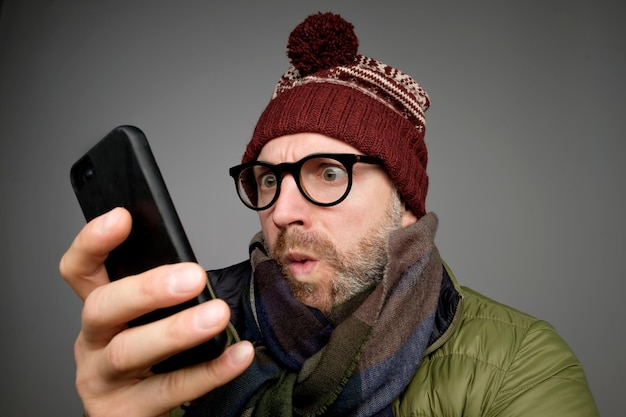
[256,133,417,314]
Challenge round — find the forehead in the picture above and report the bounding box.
[257,133,363,163]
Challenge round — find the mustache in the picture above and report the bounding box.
[272,229,341,266]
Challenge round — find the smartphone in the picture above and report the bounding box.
[70,125,227,373]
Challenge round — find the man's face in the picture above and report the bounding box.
[256,133,417,314]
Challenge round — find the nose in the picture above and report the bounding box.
[268,174,310,230]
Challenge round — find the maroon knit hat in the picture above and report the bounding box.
[243,12,431,217]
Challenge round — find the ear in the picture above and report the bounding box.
[401,201,418,227]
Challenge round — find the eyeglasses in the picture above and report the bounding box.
[229,153,385,211]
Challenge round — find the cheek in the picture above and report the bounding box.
[321,206,375,250]
[333,185,395,242]
[345,183,393,222]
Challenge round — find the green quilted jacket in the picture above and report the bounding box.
[392,265,599,416]
[170,262,599,416]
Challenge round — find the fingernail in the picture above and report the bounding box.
[169,266,201,294]
[96,207,121,234]
[195,302,225,330]
[227,342,253,365]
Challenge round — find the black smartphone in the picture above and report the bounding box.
[70,125,227,373]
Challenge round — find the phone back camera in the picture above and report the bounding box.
[71,156,95,190]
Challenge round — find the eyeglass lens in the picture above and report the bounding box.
[236,156,351,209]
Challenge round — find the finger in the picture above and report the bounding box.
[102,298,232,376]
[81,262,208,348]
[141,341,255,415]
[60,207,132,301]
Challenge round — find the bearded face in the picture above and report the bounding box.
[256,133,416,315]
[271,191,403,314]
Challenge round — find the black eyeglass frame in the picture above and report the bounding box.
[229,153,385,211]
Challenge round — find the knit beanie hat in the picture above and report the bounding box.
[243,12,431,217]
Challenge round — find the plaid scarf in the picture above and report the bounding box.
[189,213,442,417]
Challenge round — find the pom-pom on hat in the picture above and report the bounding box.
[243,12,431,217]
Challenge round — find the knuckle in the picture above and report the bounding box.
[158,357,224,401]
[158,370,188,398]
[58,253,73,282]
[73,334,89,371]
[197,357,229,391]
[160,311,192,350]
[59,254,69,281]
[105,336,133,374]
[135,273,163,304]
[74,333,86,357]
[81,288,106,326]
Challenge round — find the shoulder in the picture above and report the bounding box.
[452,285,547,359]
[394,283,599,416]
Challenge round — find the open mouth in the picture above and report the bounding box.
[286,253,311,263]
[282,252,318,277]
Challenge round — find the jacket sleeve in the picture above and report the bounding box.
[487,320,599,417]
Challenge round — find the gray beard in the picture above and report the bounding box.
[328,192,403,304]
[271,191,404,310]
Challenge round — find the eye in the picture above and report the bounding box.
[321,165,347,182]
[259,172,277,189]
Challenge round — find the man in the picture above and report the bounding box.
[60,12,599,417]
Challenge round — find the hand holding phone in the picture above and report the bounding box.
[60,207,254,417]
[70,125,228,373]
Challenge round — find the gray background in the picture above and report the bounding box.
[1,1,624,415]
